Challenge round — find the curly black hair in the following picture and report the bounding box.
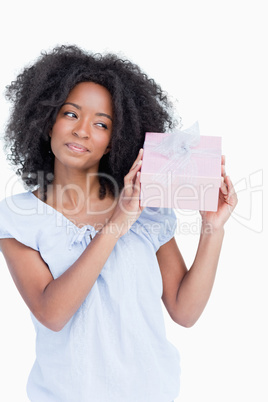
[4,44,178,200]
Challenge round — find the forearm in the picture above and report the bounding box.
[39,224,119,331]
[175,225,225,327]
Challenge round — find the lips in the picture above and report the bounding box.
[66,143,89,153]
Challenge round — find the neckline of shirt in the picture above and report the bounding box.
[28,191,97,232]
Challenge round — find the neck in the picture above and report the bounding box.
[48,166,102,212]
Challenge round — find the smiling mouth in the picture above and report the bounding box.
[66,143,89,153]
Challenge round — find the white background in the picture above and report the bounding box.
[0,0,267,401]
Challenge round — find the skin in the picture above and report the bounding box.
[47,82,115,225]
[0,82,238,332]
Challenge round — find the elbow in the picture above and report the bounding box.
[178,319,196,328]
[42,316,66,332]
[44,321,65,332]
[170,312,199,328]
[173,317,196,328]
[32,309,67,332]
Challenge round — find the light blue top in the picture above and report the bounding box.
[0,191,180,402]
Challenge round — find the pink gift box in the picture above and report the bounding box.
[140,132,222,211]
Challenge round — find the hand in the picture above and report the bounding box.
[108,149,144,237]
[200,155,238,231]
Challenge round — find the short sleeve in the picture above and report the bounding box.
[0,198,14,241]
[0,193,39,251]
[135,207,177,252]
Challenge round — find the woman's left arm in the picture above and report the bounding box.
[157,158,238,327]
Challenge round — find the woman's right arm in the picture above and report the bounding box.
[0,150,143,332]
[0,228,118,332]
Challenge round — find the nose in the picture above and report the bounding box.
[72,119,90,139]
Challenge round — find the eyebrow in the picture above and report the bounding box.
[63,102,113,121]
[63,102,81,110]
[96,112,113,122]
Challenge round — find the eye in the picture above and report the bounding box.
[63,111,77,118]
[95,122,108,129]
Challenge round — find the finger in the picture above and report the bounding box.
[221,155,226,177]
[225,175,233,193]
[124,160,142,197]
[124,149,143,199]
[136,171,144,211]
[220,170,232,197]
[127,160,143,177]
[130,148,143,171]
[133,171,141,198]
[134,171,144,211]
[225,176,237,199]
[224,175,238,208]
[220,176,228,196]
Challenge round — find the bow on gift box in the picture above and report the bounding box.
[146,122,200,185]
[151,121,200,170]
[145,122,221,186]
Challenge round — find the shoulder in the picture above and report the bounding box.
[138,207,177,231]
[0,192,40,250]
[132,207,177,252]
[0,191,35,214]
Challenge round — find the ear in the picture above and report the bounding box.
[103,144,111,155]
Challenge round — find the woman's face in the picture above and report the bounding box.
[50,81,113,174]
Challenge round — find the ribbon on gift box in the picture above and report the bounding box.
[145,122,220,186]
